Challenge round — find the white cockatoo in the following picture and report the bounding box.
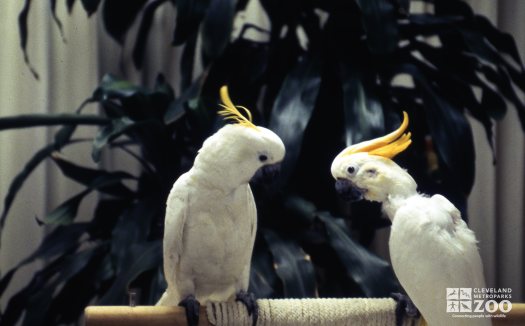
[157,86,285,326]
[330,112,491,326]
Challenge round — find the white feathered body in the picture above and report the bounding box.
[156,123,285,306]
[157,171,256,305]
[330,148,492,326]
[386,194,491,326]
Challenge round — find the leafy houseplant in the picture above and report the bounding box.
[2,0,525,325]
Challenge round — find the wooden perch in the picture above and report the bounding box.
[84,300,525,326]
[84,306,209,326]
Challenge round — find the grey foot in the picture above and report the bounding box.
[236,290,258,326]
[178,294,200,326]
[391,292,420,326]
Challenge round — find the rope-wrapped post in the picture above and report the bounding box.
[207,298,408,326]
[84,299,525,326]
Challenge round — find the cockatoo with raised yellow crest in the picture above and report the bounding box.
[156,86,285,326]
[330,112,491,326]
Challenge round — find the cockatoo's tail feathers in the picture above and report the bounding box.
[339,111,411,159]
[218,85,258,130]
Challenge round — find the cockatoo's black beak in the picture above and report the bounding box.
[252,163,281,184]
[335,179,365,202]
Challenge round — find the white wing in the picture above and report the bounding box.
[236,185,257,292]
[157,173,190,306]
[432,194,461,224]
[390,195,491,326]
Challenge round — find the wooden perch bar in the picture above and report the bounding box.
[84,306,209,326]
[494,303,525,326]
[84,301,525,326]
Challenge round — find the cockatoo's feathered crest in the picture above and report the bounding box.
[218,85,257,130]
[340,111,412,159]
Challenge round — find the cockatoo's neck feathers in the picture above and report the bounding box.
[340,111,412,159]
[218,85,258,130]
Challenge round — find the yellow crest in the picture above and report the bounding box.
[340,111,412,159]
[218,86,257,130]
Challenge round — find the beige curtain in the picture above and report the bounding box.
[0,0,100,307]
[371,0,525,303]
[0,0,179,310]
[466,0,525,303]
[0,0,523,311]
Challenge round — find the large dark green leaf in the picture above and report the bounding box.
[39,171,139,226]
[39,190,91,225]
[154,74,176,100]
[21,245,105,326]
[249,240,279,298]
[91,117,165,163]
[339,62,384,147]
[481,64,525,130]
[0,114,109,130]
[282,195,317,226]
[54,125,78,150]
[472,15,524,72]
[93,74,144,100]
[401,14,463,37]
[466,91,497,160]
[0,131,91,245]
[18,0,39,79]
[49,0,66,43]
[0,144,55,239]
[44,250,109,324]
[460,27,525,95]
[0,269,17,301]
[423,96,475,193]
[1,245,103,326]
[53,99,95,150]
[110,197,161,275]
[398,64,475,194]
[179,31,199,90]
[317,212,399,297]
[412,40,507,121]
[200,0,236,62]
[164,76,202,124]
[98,241,162,305]
[51,153,136,197]
[408,40,500,156]
[92,75,173,121]
[102,0,148,44]
[25,223,88,266]
[355,0,399,55]
[269,54,322,183]
[394,0,409,14]
[172,0,211,45]
[66,0,76,13]
[81,0,102,16]
[263,229,316,298]
[91,117,136,162]
[1,265,49,325]
[88,198,131,239]
[444,21,525,129]
[132,0,170,69]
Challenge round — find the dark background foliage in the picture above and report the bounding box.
[1,0,525,324]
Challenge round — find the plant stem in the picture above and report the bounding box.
[0,114,110,130]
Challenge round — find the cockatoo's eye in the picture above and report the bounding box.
[347,165,358,175]
[258,154,268,162]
